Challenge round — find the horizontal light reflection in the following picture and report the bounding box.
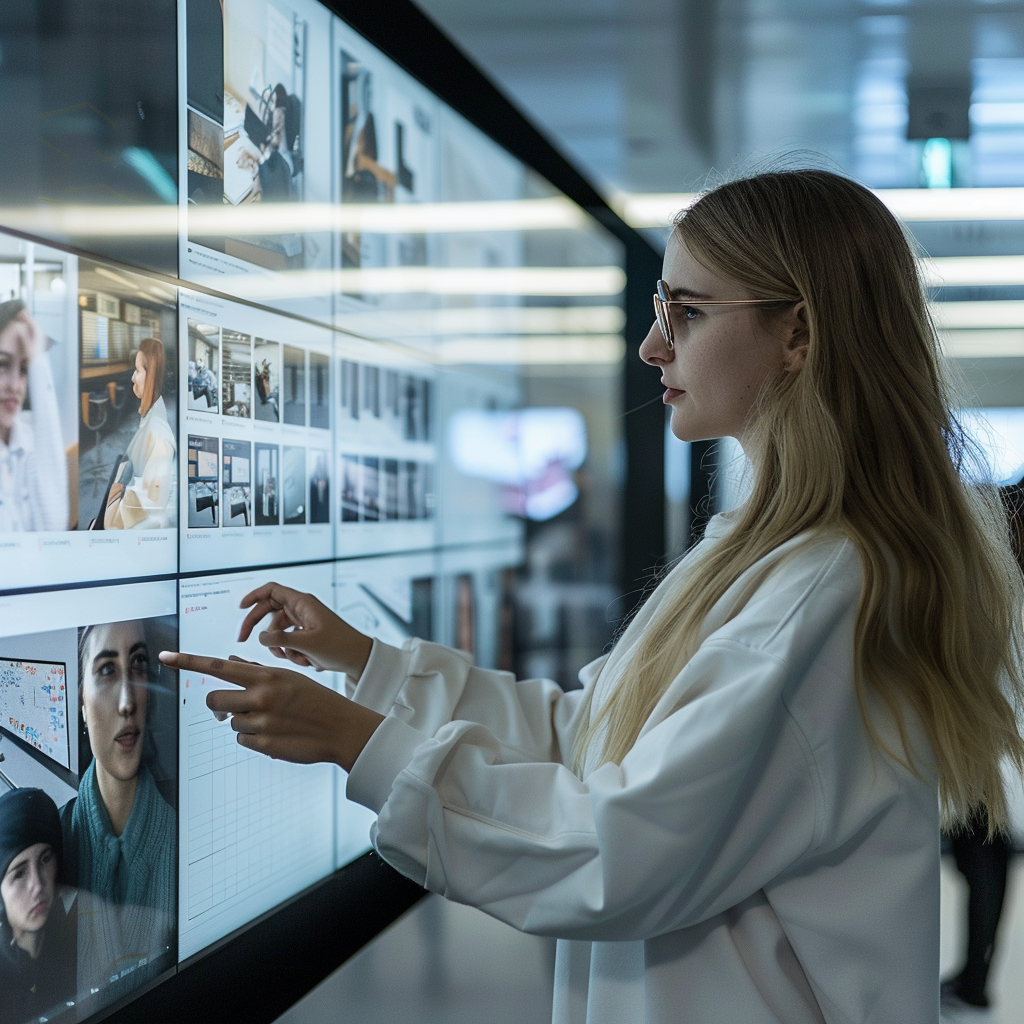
[924,256,1024,288]
[940,330,1024,358]
[436,335,625,364]
[335,305,626,337]
[0,197,585,238]
[612,189,1024,226]
[190,266,626,300]
[930,301,1024,329]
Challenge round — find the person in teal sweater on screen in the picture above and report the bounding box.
[61,620,175,997]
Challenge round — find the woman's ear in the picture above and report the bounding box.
[781,301,809,373]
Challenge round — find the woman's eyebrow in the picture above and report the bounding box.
[129,641,149,658]
[672,285,714,300]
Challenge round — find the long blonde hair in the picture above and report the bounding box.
[572,170,1024,831]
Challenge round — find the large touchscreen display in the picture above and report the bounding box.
[0,0,621,1014]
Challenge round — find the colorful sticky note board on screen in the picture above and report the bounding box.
[0,658,71,770]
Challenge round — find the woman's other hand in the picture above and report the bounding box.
[157,652,384,771]
[237,582,373,679]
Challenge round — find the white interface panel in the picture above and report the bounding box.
[178,563,339,959]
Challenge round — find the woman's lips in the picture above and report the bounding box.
[662,387,685,403]
[30,899,50,919]
[115,727,140,752]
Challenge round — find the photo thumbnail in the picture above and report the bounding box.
[254,442,280,525]
[254,339,281,423]
[222,438,252,527]
[187,321,220,413]
[187,435,220,528]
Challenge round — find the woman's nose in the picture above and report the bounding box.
[639,320,672,366]
[27,864,43,897]
[118,679,137,715]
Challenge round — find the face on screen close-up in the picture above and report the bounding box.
[81,621,151,783]
[131,350,149,406]
[0,314,31,445]
[1,842,57,943]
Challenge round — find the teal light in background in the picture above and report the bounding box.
[921,138,953,189]
[122,147,177,204]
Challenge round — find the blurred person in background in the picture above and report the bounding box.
[940,478,1024,1010]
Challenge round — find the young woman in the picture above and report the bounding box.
[64,620,176,992]
[0,788,76,1024]
[163,170,1024,1023]
[103,337,176,529]
[0,300,69,533]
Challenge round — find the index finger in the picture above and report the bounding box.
[159,650,266,688]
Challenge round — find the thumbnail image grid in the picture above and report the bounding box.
[340,454,432,523]
[338,360,432,443]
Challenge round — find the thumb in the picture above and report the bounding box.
[259,628,315,652]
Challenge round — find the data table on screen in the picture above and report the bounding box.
[182,684,334,939]
[177,565,339,960]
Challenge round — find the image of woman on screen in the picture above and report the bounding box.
[61,621,175,993]
[102,338,176,530]
[0,300,69,533]
[0,788,77,1024]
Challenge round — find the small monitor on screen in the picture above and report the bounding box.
[0,657,71,770]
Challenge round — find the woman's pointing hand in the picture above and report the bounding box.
[157,651,383,771]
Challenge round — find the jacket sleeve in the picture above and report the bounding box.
[26,353,69,531]
[348,638,597,765]
[346,637,822,942]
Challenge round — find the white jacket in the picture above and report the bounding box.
[111,395,176,529]
[346,514,940,1024]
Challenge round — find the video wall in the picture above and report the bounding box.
[0,1,623,1021]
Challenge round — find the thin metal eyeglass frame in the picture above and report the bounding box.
[654,279,792,349]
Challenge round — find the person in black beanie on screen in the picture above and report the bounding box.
[0,788,76,1024]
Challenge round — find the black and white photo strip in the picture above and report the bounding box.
[0,583,178,1024]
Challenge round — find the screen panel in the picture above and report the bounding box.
[0,581,179,1021]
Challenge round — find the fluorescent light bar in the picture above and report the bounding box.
[190,266,625,301]
[0,197,586,239]
[939,330,1024,359]
[335,305,626,337]
[930,301,1024,329]
[436,335,625,365]
[337,267,626,297]
[923,256,1024,288]
[611,188,1024,227]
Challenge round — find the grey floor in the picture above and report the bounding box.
[274,857,1024,1024]
[273,895,555,1024]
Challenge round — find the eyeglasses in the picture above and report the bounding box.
[653,279,793,349]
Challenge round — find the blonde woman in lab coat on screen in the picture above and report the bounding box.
[104,337,175,529]
[163,170,1024,1024]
